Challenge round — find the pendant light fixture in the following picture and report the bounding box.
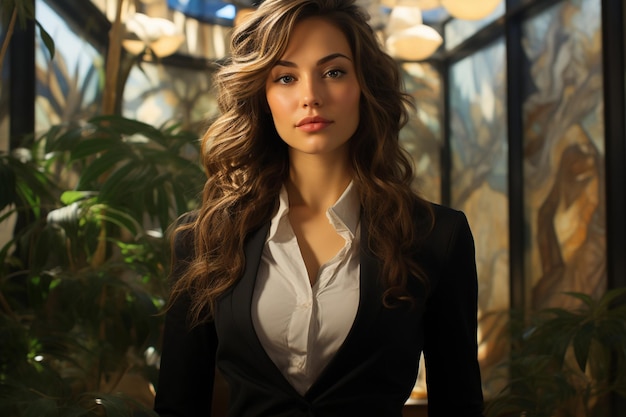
[384,4,443,61]
[382,0,503,20]
[440,0,502,21]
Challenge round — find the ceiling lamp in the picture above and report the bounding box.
[440,0,502,20]
[123,13,185,58]
[384,5,443,61]
[381,0,441,9]
[386,25,443,61]
[382,0,503,20]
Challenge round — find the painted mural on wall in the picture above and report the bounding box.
[400,62,442,204]
[449,38,509,397]
[522,0,605,311]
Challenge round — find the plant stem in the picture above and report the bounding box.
[0,290,16,318]
[91,225,107,267]
[0,6,19,81]
[102,0,125,115]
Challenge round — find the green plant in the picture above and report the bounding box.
[0,115,204,416]
[485,289,626,417]
[1,0,55,77]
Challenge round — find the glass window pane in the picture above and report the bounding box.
[522,0,605,311]
[445,1,505,51]
[123,62,219,132]
[449,37,509,398]
[35,0,104,131]
[400,62,443,204]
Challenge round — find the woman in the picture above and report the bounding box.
[154,0,484,416]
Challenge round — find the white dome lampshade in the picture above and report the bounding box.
[385,5,443,61]
[385,25,443,61]
[381,0,441,9]
[386,5,425,34]
[414,0,443,10]
[441,0,502,20]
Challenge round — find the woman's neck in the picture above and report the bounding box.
[286,152,352,213]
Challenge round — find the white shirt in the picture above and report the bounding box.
[251,182,361,395]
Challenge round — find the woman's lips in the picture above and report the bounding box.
[296,117,333,132]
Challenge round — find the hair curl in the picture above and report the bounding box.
[170,0,433,326]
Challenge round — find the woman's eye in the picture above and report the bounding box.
[325,69,345,78]
[276,75,295,84]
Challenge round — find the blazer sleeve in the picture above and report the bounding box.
[154,224,218,417]
[422,209,484,417]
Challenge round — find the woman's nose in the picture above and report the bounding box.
[300,78,322,108]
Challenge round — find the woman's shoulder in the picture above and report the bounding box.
[416,200,472,263]
[428,202,467,227]
[410,197,467,232]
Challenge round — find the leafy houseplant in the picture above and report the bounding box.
[1,0,55,77]
[485,289,626,417]
[0,115,205,416]
[1,0,208,414]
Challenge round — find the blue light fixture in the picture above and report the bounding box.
[167,0,238,26]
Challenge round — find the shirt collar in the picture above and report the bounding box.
[267,185,291,242]
[267,181,360,242]
[327,180,360,237]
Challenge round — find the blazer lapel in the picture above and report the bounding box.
[305,223,384,399]
[226,222,299,393]
[229,223,268,348]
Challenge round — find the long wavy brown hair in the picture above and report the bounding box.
[170,0,434,326]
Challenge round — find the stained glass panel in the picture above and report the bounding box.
[400,62,442,204]
[399,61,443,403]
[449,38,509,398]
[522,0,605,311]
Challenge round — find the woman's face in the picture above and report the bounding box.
[265,17,361,159]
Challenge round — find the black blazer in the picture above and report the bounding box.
[154,203,484,417]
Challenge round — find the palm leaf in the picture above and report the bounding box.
[70,137,125,161]
[572,321,595,372]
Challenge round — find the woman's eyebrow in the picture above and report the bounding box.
[274,53,352,68]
